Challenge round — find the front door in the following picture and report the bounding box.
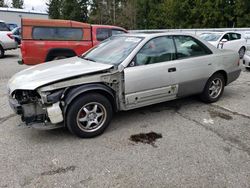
[123,36,178,110]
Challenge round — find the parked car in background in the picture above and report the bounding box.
[19,18,127,65]
[6,23,18,30]
[11,27,21,45]
[243,52,250,70]
[0,20,18,57]
[8,33,241,138]
[199,32,247,59]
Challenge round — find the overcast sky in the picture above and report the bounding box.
[24,0,48,12]
[5,0,48,12]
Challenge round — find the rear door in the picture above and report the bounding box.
[124,36,178,109]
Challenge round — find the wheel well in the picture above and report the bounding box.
[63,88,117,126]
[45,48,77,62]
[64,85,117,114]
[213,70,228,85]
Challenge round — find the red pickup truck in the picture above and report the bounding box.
[19,18,127,65]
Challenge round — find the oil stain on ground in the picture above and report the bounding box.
[209,109,233,120]
[130,132,162,147]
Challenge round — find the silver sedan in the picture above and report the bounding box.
[8,33,241,138]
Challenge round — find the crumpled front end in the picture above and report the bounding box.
[8,89,64,129]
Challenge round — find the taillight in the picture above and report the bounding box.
[7,33,13,39]
[237,59,240,66]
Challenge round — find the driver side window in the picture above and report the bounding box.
[135,36,176,66]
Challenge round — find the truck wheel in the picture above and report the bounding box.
[66,93,113,138]
[200,73,225,103]
[53,56,66,60]
[0,46,4,58]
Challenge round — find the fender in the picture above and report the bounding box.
[63,83,117,114]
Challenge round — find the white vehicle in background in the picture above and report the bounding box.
[243,52,250,70]
[0,20,18,58]
[199,32,247,59]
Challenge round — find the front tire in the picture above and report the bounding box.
[66,93,113,138]
[0,46,5,58]
[200,73,225,103]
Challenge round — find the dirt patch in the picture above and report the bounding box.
[130,132,162,147]
[41,166,76,176]
[209,109,233,120]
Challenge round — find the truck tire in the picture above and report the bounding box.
[200,73,225,103]
[66,93,113,138]
[0,46,4,58]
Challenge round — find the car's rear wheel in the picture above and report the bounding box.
[200,73,225,103]
[0,46,4,58]
[66,93,113,138]
[239,47,245,59]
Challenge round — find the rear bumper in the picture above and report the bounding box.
[227,69,241,85]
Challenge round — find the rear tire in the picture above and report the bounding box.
[246,67,250,71]
[200,73,225,103]
[53,56,66,60]
[66,93,113,138]
[0,46,5,58]
[239,47,245,59]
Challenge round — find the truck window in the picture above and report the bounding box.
[32,27,83,41]
[112,29,126,35]
[0,22,10,31]
[96,28,110,41]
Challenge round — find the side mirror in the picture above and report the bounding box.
[221,39,228,43]
[218,39,228,49]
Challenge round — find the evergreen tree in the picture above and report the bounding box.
[12,0,23,9]
[47,0,62,19]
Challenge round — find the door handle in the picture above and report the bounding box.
[168,67,176,72]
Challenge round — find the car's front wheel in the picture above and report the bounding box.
[66,93,113,138]
[200,73,225,103]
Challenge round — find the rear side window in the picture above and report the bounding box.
[0,22,10,31]
[96,28,110,41]
[229,33,241,40]
[174,36,212,59]
[32,27,83,41]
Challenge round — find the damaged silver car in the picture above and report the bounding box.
[8,33,241,138]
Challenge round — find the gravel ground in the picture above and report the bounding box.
[0,49,250,188]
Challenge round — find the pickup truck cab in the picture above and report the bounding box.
[0,20,18,58]
[19,18,127,65]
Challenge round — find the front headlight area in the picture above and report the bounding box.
[12,90,47,124]
[12,89,65,125]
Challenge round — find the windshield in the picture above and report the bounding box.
[82,36,143,65]
[199,33,222,41]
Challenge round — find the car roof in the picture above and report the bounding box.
[200,31,241,35]
[119,32,198,39]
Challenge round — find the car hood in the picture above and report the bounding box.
[8,57,113,94]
